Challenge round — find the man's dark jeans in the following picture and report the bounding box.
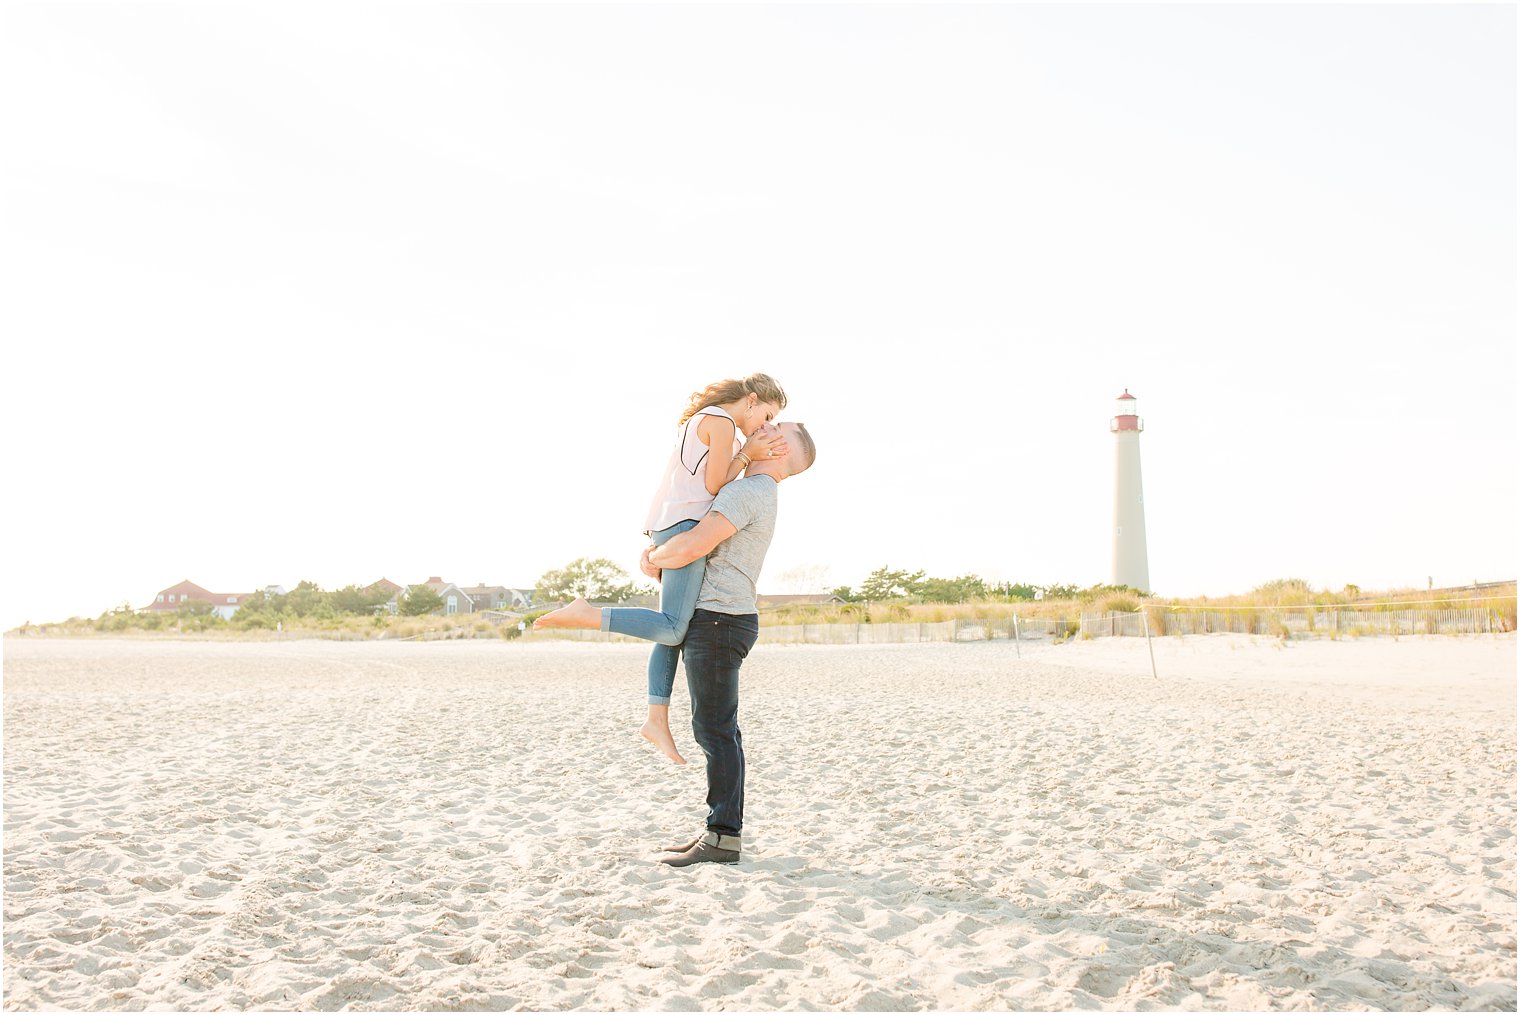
[683,608,759,839]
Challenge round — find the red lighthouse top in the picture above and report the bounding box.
[1111,389,1143,432]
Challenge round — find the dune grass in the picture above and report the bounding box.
[11,582,1514,640]
[760,580,1517,634]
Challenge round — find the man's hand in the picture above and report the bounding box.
[649,512,739,569]
[639,546,662,581]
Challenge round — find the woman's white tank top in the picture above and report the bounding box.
[643,406,743,534]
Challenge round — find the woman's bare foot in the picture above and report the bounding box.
[641,705,686,764]
[532,597,602,630]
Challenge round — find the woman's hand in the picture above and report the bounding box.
[639,546,662,581]
[741,426,789,464]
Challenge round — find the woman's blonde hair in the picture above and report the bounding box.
[678,373,788,424]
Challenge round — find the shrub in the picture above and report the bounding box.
[1253,578,1313,606]
[1142,603,1168,636]
[1093,593,1140,615]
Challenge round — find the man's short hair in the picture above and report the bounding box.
[791,422,816,473]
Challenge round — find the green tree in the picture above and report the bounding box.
[401,585,444,616]
[233,589,281,627]
[174,599,222,632]
[858,566,926,601]
[919,574,989,603]
[830,585,860,602]
[236,610,279,631]
[331,584,393,615]
[536,558,637,603]
[284,580,327,617]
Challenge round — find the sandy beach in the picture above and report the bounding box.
[3,633,1515,1011]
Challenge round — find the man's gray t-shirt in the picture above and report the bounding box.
[696,475,777,615]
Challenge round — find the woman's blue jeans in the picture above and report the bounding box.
[601,519,705,704]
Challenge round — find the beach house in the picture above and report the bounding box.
[146,580,256,620]
[412,578,536,615]
[461,584,533,611]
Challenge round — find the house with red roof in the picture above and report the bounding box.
[147,580,256,620]
[367,578,405,598]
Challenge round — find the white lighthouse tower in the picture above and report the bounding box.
[1110,389,1151,593]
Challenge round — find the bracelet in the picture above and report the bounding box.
[734,452,752,467]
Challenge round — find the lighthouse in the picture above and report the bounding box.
[1110,389,1151,593]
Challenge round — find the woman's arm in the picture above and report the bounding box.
[649,513,739,569]
[697,415,743,496]
[697,415,790,496]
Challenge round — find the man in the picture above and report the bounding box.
[534,421,817,867]
[645,420,815,866]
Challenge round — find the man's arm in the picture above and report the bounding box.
[648,512,738,569]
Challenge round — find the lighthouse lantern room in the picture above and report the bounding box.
[1111,389,1143,432]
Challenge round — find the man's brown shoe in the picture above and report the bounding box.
[658,831,741,867]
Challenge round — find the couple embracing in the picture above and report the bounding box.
[535,373,816,867]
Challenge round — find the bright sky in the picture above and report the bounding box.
[2,3,1515,630]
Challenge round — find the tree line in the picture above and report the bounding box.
[230,559,654,625]
[830,566,1140,604]
[533,561,1142,606]
[147,581,458,626]
[531,561,1138,606]
[114,561,1134,629]
[106,560,651,630]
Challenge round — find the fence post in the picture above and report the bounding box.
[1140,610,1157,679]
[1012,612,1021,658]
